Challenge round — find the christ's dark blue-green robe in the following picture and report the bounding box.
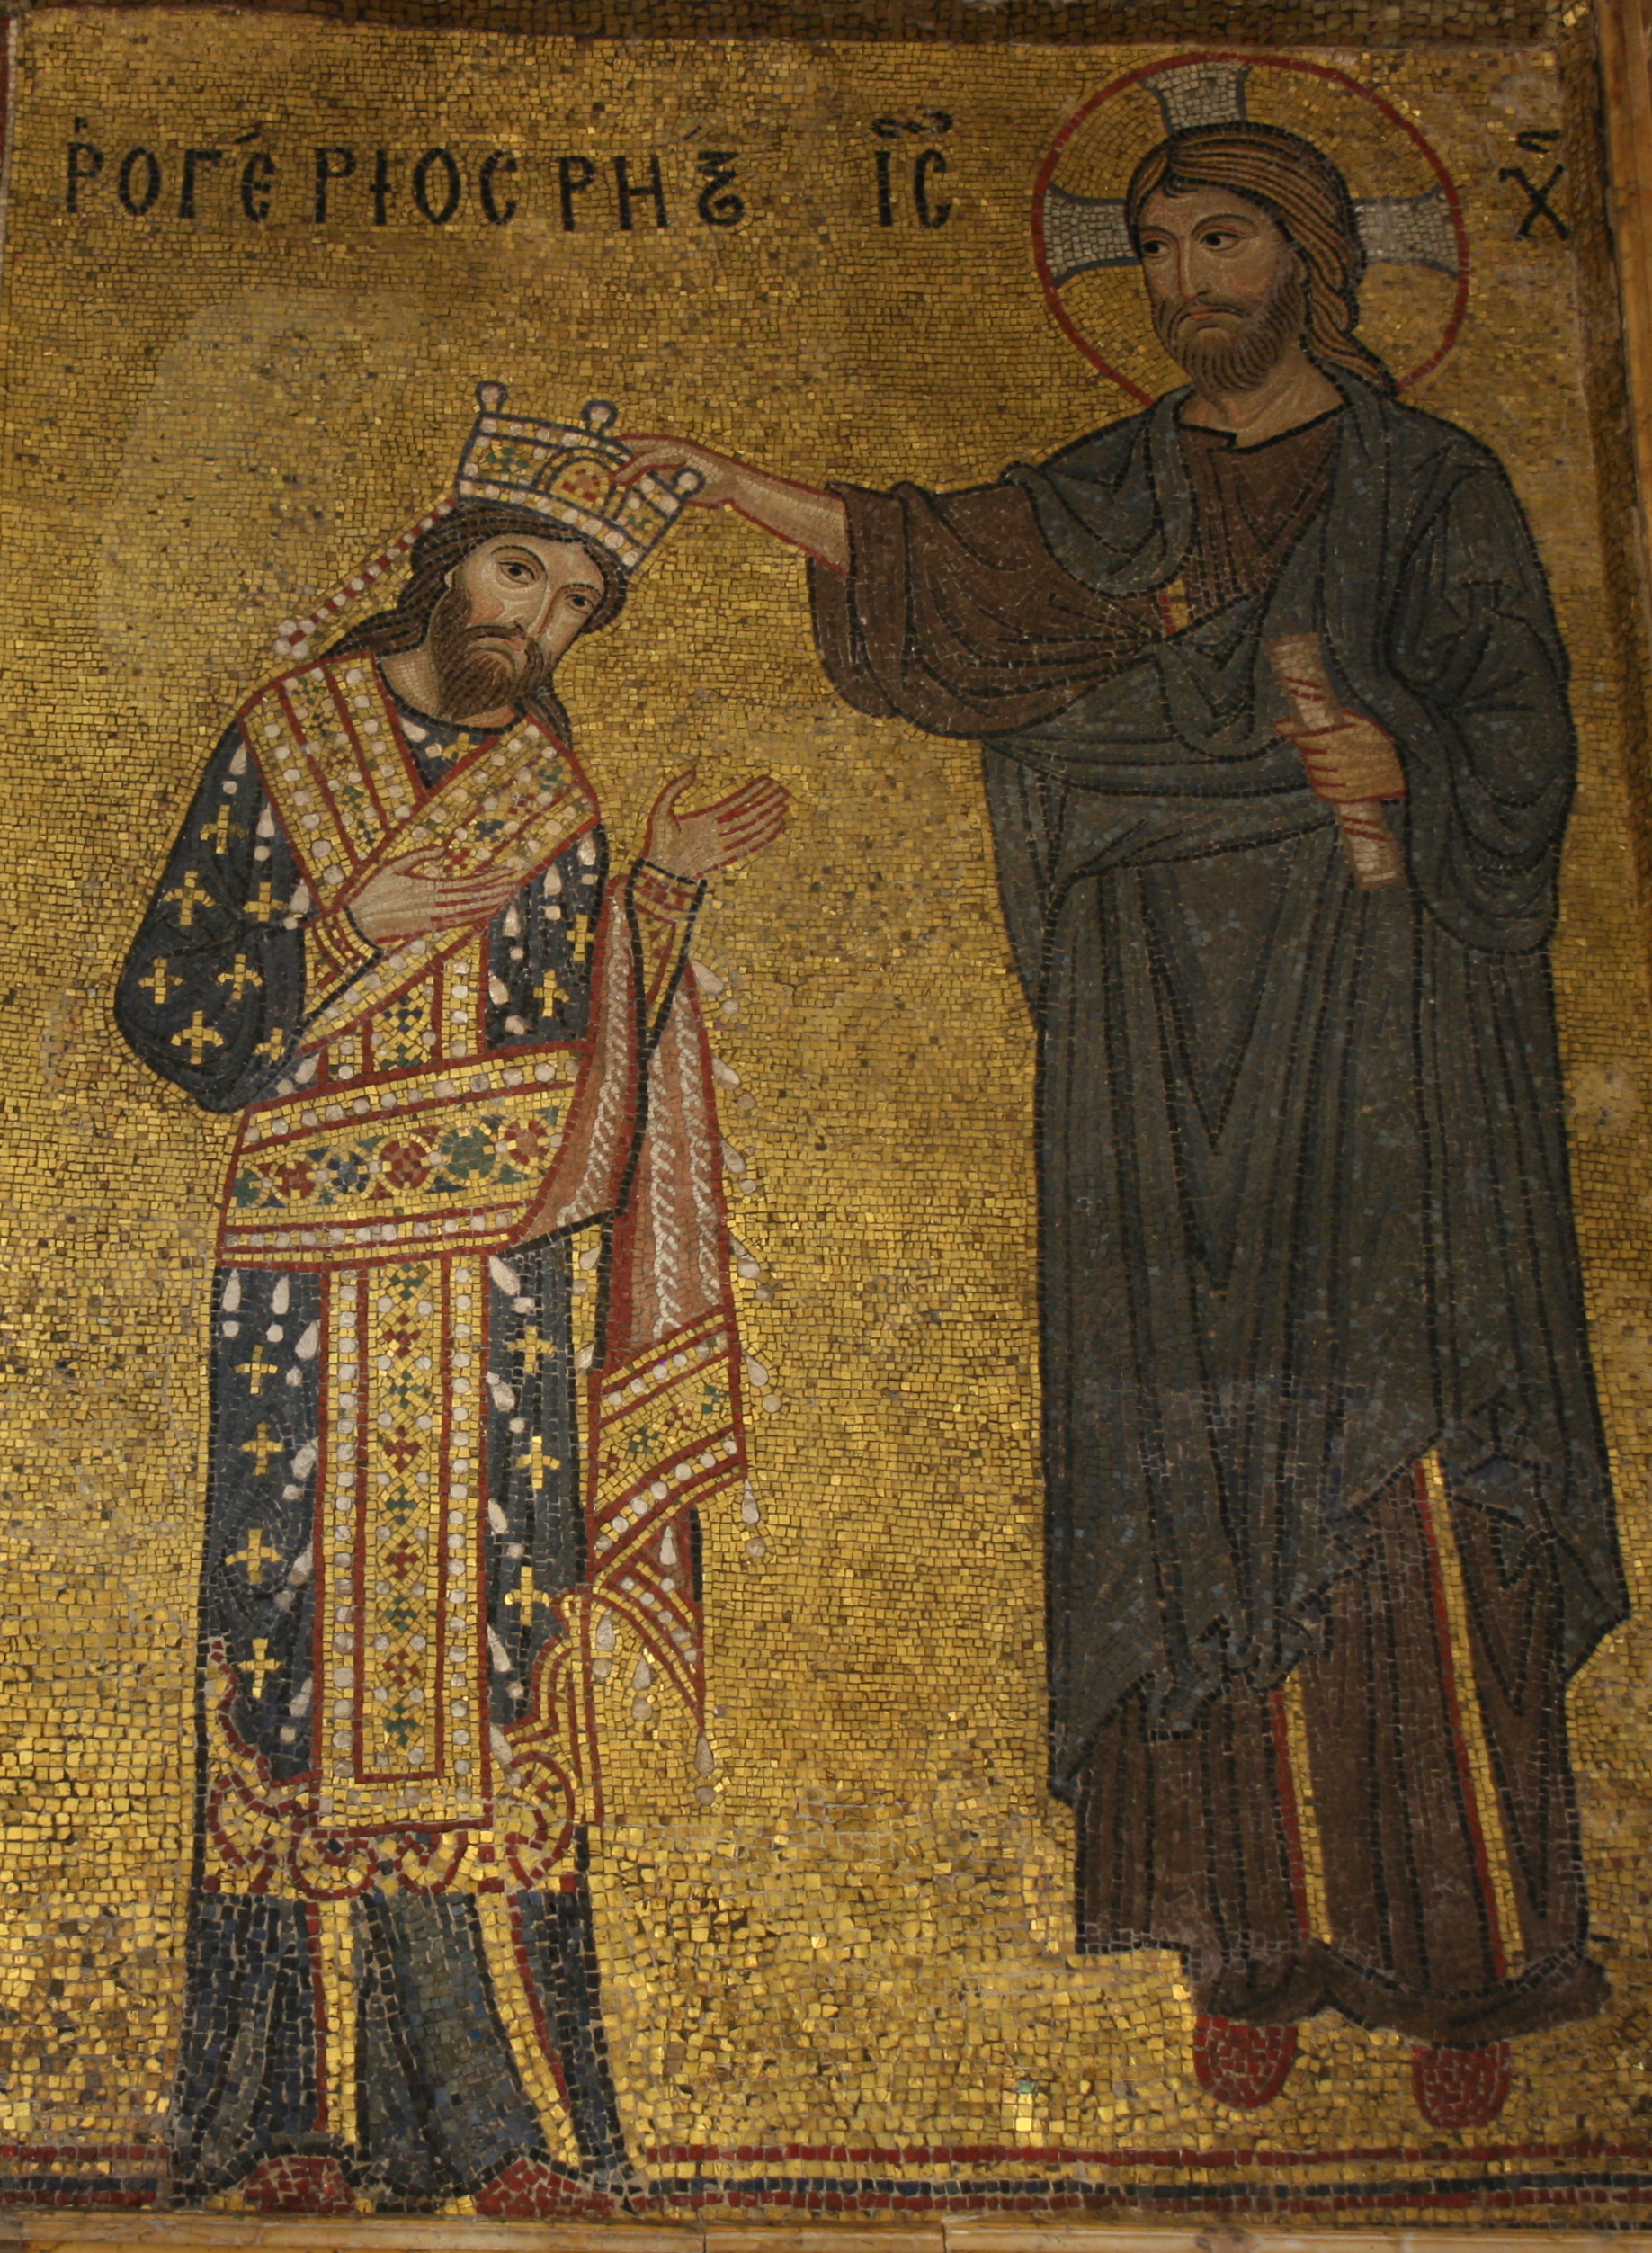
[812,371,1628,2042]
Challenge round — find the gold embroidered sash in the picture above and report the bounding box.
[221,658,599,1264]
[221,1053,583,1263]
[245,657,597,1053]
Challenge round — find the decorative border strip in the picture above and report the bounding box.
[242,1051,581,1149]
[648,2134,1652,2168]
[4,2191,1652,2234]
[0,19,16,295]
[644,2171,1652,2215]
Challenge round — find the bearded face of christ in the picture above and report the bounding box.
[425,532,608,721]
[1137,183,1310,395]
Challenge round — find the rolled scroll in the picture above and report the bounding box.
[1266,633,1406,891]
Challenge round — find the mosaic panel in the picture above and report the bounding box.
[0,9,1649,2225]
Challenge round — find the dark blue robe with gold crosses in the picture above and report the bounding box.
[118,655,746,2207]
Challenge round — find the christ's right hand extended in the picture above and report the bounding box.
[345,851,522,945]
[615,437,751,512]
[617,435,851,575]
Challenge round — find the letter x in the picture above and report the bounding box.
[1498,164,1569,242]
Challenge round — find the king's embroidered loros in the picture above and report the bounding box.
[118,655,745,2202]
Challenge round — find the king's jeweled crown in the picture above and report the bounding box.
[459,385,701,574]
[274,382,702,659]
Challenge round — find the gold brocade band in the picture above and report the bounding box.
[221,1072,578,1261]
[315,1898,359,2150]
[1279,1669,1332,1945]
[1275,1451,1527,1971]
[244,656,598,1058]
[1418,1448,1526,1974]
[474,1894,582,2168]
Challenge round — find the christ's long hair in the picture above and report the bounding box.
[325,499,629,737]
[1123,122,1397,397]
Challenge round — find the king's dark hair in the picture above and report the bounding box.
[1123,121,1397,397]
[326,499,629,665]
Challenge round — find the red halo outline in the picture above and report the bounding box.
[1031,51,1471,406]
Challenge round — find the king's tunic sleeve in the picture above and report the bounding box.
[116,720,317,1110]
[809,482,1161,737]
[630,860,705,1046]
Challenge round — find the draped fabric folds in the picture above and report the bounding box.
[810,373,1624,2042]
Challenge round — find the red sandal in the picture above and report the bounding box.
[1412,2040,1513,2129]
[1193,2012,1299,2107]
[475,2155,621,2218]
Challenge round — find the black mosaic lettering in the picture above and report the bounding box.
[695,149,743,228]
[1500,160,1569,239]
[557,151,595,230]
[412,145,460,225]
[116,147,160,216]
[65,139,103,211]
[178,147,223,219]
[479,148,517,225]
[874,144,895,225]
[239,150,274,221]
[312,143,354,222]
[613,152,667,229]
[914,146,950,228]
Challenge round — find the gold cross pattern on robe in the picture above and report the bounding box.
[199,805,241,855]
[227,1526,281,1583]
[510,1327,553,1374]
[237,1638,280,1699]
[243,882,277,925]
[236,1345,277,1395]
[163,870,211,928]
[139,956,179,1006]
[504,1566,555,1617]
[515,1435,561,1491]
[568,913,594,965]
[533,970,570,1014]
[217,952,263,1000]
[241,1423,283,1475]
[171,1011,226,1067]
[254,1026,288,1062]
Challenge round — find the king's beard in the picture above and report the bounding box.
[426,580,553,720]
[1155,259,1310,395]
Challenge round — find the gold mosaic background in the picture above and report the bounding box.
[4,0,1568,62]
[2,12,1651,2204]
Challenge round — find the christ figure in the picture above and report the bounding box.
[621,121,1627,2126]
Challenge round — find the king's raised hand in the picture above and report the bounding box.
[645,769,790,881]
